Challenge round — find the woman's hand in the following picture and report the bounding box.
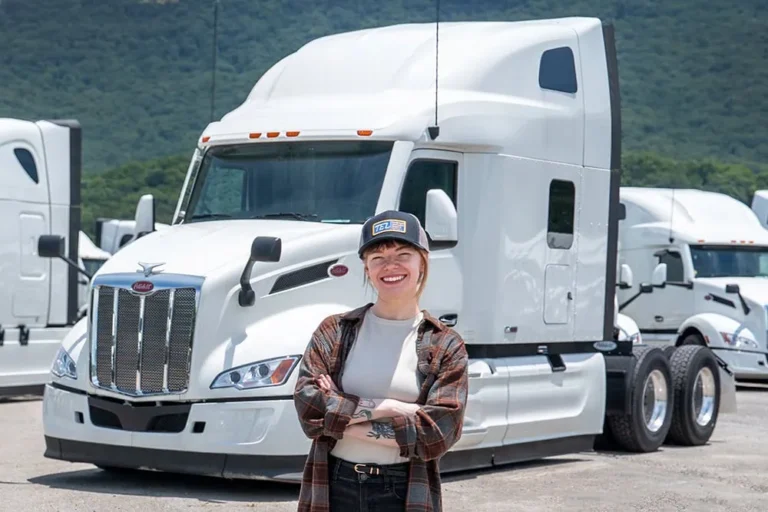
[380,398,420,418]
[316,374,339,393]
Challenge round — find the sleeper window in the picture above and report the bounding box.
[539,46,578,94]
[399,159,457,227]
[14,148,39,184]
[547,179,575,249]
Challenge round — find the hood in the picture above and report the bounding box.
[697,277,768,305]
[95,219,359,277]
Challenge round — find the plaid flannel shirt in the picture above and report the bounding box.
[293,303,469,512]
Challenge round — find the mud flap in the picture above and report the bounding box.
[718,364,738,414]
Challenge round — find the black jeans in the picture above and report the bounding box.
[328,455,409,512]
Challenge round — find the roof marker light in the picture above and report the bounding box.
[267,132,280,138]
[202,136,211,143]
[286,131,300,137]
[249,132,262,139]
[357,130,373,136]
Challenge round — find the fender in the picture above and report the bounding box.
[677,313,759,351]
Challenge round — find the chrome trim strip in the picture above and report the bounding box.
[111,288,118,389]
[164,289,175,394]
[92,272,205,291]
[90,287,100,387]
[136,295,145,395]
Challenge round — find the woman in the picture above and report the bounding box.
[293,209,469,512]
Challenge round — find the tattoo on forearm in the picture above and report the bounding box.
[367,420,396,440]
[352,408,372,421]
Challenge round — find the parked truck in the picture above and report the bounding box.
[618,186,768,384]
[0,118,84,395]
[39,18,731,480]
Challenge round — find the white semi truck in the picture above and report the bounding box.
[39,18,731,480]
[0,118,86,395]
[618,186,768,383]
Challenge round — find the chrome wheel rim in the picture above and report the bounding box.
[643,369,669,433]
[693,366,716,427]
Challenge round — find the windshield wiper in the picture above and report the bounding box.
[188,213,235,221]
[249,212,320,221]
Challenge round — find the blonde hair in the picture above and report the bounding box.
[361,240,429,299]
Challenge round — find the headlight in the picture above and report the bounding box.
[720,332,759,350]
[210,355,301,390]
[51,347,77,380]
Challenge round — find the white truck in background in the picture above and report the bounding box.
[95,214,170,255]
[0,118,85,396]
[40,18,731,481]
[618,186,768,384]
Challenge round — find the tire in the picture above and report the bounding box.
[663,345,676,361]
[665,345,720,446]
[608,345,674,452]
[680,332,705,346]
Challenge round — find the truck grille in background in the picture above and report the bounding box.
[91,284,198,396]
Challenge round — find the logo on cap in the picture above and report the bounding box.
[372,219,406,236]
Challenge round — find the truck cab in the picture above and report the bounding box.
[0,118,83,395]
[618,187,768,381]
[40,18,729,479]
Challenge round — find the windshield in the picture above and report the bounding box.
[184,141,393,224]
[690,245,768,278]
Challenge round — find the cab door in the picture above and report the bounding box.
[396,149,462,329]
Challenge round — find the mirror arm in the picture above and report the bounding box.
[238,259,256,307]
[59,255,93,280]
[737,292,751,316]
[618,285,653,312]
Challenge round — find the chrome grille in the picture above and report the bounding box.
[89,273,202,397]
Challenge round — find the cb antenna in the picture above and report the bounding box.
[209,0,219,123]
[668,188,676,243]
[427,0,440,140]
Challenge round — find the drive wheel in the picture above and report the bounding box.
[665,345,720,446]
[608,346,674,452]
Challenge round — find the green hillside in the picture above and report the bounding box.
[2,0,767,174]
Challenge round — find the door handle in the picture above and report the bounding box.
[439,314,458,327]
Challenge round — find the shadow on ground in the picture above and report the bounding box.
[29,467,299,504]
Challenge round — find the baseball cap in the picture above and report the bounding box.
[358,210,430,258]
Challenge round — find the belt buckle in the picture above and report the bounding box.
[353,463,380,476]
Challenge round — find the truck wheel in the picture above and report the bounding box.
[665,345,720,446]
[608,346,674,452]
[663,345,676,360]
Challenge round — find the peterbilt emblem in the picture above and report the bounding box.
[137,261,165,277]
[131,281,154,294]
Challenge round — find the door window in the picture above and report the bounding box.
[399,159,457,227]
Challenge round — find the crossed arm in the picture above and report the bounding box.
[315,375,413,448]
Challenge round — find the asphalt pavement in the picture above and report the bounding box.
[2,386,768,511]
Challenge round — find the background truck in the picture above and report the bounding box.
[39,18,732,481]
[618,186,768,384]
[0,118,84,395]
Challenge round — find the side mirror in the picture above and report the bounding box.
[652,263,667,287]
[239,236,282,307]
[38,234,66,258]
[618,263,633,289]
[37,234,92,279]
[725,283,740,294]
[424,189,458,244]
[134,194,156,240]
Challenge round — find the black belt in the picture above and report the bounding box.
[329,455,409,478]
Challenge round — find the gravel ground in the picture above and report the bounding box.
[2,387,767,512]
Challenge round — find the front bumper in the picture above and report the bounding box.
[42,383,310,482]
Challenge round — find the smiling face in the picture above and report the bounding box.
[363,240,428,302]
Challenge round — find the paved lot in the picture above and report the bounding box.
[2,387,768,512]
